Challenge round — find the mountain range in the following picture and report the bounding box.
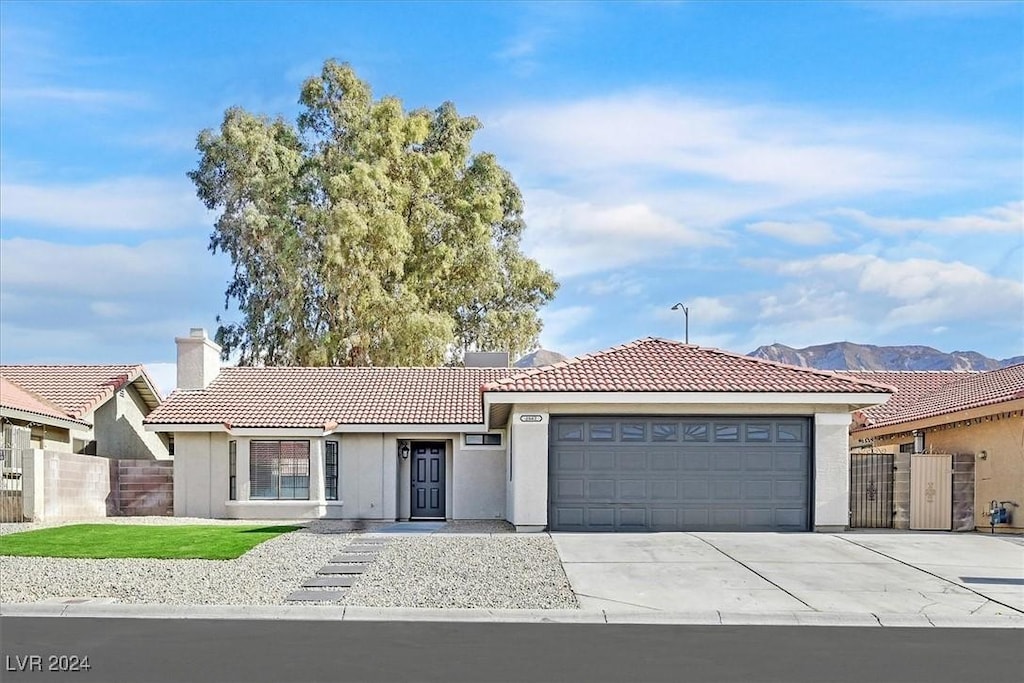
[747,342,1023,372]
[515,341,1022,372]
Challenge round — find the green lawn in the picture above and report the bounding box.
[0,524,301,560]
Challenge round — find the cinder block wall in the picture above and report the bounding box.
[952,453,975,531]
[893,451,911,530]
[114,460,173,516]
[42,452,111,519]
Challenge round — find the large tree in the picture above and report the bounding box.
[189,60,557,366]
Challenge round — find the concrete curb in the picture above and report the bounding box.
[2,602,1022,628]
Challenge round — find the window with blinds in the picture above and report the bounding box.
[325,441,339,501]
[250,440,310,500]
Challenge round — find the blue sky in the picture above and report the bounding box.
[1,1,1021,393]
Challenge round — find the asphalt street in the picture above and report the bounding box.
[2,617,1022,683]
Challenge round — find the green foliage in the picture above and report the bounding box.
[189,60,558,366]
[0,524,300,560]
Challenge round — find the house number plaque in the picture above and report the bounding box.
[519,415,543,423]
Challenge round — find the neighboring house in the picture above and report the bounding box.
[0,365,169,460]
[145,328,890,532]
[1,377,92,449]
[846,366,1024,532]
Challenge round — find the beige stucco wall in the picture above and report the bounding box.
[926,418,1023,533]
[91,385,169,460]
[814,412,853,530]
[29,424,73,452]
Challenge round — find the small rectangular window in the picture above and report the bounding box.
[557,422,584,442]
[621,423,646,441]
[228,440,237,501]
[464,433,502,446]
[325,441,339,501]
[745,424,771,442]
[682,423,709,441]
[777,423,804,443]
[589,423,615,441]
[652,423,678,442]
[714,424,740,441]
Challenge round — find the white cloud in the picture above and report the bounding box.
[832,201,1023,235]
[522,191,726,277]
[0,178,210,231]
[772,253,1023,328]
[746,220,838,245]
[0,86,146,108]
[580,273,645,297]
[0,237,228,364]
[489,93,1017,198]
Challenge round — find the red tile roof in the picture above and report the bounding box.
[849,364,1024,431]
[839,371,976,426]
[483,338,895,394]
[0,376,91,427]
[145,367,513,428]
[0,365,160,419]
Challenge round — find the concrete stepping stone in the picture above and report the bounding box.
[286,589,346,602]
[317,564,369,575]
[330,553,378,563]
[303,576,358,588]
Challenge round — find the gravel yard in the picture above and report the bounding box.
[0,518,578,609]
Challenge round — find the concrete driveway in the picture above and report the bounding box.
[551,532,1024,617]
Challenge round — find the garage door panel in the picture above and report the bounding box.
[557,478,585,499]
[618,451,647,470]
[587,479,615,499]
[744,451,774,470]
[550,417,810,532]
[651,480,678,500]
[713,479,742,500]
[775,451,806,470]
[745,480,773,499]
[618,508,648,528]
[556,450,585,470]
[713,452,743,471]
[619,480,647,499]
[775,479,806,499]
[588,508,615,528]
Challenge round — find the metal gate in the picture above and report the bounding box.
[849,451,894,528]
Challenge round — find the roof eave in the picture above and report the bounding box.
[0,406,92,431]
[851,396,1024,440]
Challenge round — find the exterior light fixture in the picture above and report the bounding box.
[398,441,411,460]
[671,302,690,344]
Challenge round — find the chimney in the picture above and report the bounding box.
[175,328,222,390]
[463,351,510,368]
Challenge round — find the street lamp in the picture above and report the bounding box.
[671,302,689,344]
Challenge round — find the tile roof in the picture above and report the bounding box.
[839,371,976,426]
[849,364,1024,431]
[0,365,160,419]
[0,376,91,427]
[483,338,895,394]
[145,367,513,428]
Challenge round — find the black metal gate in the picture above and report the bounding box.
[849,451,894,528]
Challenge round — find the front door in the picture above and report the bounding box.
[411,443,445,519]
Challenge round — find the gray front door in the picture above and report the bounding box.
[549,417,811,532]
[411,443,445,519]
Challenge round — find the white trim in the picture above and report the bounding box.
[1,407,91,432]
[331,423,484,433]
[814,412,855,426]
[484,391,890,409]
[147,422,486,434]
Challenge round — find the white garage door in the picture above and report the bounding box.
[549,417,811,532]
